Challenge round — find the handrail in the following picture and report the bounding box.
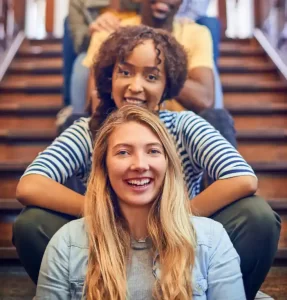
[0,0,26,81]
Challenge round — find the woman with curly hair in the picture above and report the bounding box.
[36,105,246,299]
[15,26,280,300]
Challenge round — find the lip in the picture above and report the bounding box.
[124,178,153,193]
[124,98,147,106]
[124,97,146,102]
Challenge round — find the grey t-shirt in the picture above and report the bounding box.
[128,239,155,300]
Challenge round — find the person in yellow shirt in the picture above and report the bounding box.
[84,6,214,114]
[83,0,236,148]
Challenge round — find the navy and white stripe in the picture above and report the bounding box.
[23,111,256,199]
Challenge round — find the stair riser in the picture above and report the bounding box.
[0,117,57,130]
[238,142,287,162]
[234,115,287,130]
[0,144,48,161]
[257,174,287,199]
[0,177,20,199]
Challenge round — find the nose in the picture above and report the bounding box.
[130,153,149,172]
[128,75,144,94]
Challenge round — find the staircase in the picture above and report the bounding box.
[0,37,286,297]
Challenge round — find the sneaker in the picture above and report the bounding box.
[55,105,73,127]
[255,291,274,300]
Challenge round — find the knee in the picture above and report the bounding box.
[237,195,281,243]
[13,207,47,246]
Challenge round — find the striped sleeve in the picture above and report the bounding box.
[177,112,256,180]
[22,118,93,184]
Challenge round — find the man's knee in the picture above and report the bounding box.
[13,207,47,247]
[236,195,281,245]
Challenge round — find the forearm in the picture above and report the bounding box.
[16,175,85,216]
[69,0,98,53]
[190,176,258,217]
[176,78,214,113]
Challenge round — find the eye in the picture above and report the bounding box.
[147,74,158,81]
[148,148,162,155]
[118,67,130,77]
[116,150,129,156]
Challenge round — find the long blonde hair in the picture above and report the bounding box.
[84,105,197,299]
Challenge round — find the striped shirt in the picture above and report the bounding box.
[23,110,255,199]
[176,0,210,20]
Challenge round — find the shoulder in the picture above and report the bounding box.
[159,110,208,131]
[174,21,211,37]
[191,216,224,249]
[120,16,141,26]
[68,117,91,130]
[52,218,88,249]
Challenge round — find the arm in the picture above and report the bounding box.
[16,118,91,216]
[36,224,71,299]
[175,25,215,113]
[190,176,257,217]
[176,67,214,113]
[69,0,95,53]
[207,223,246,300]
[17,175,84,216]
[179,112,257,216]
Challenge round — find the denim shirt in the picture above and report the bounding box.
[36,217,246,300]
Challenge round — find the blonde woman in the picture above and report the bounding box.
[36,105,245,299]
[16,26,279,300]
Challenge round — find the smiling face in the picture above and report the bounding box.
[144,0,182,21]
[106,121,167,211]
[111,39,166,111]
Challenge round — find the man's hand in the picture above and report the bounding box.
[89,12,120,34]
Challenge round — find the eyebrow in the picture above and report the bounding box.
[119,61,160,73]
[112,142,164,150]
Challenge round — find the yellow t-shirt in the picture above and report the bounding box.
[83,16,213,111]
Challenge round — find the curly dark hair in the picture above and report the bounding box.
[89,25,188,136]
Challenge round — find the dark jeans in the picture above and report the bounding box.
[196,16,221,66]
[62,18,77,106]
[13,196,281,299]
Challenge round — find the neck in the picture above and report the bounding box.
[141,7,174,33]
[120,204,150,240]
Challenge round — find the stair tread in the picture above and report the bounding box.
[10,57,62,71]
[251,161,287,171]
[220,43,265,56]
[19,43,62,56]
[0,93,63,106]
[227,102,287,114]
[219,56,271,67]
[220,73,279,83]
[0,103,62,115]
[236,129,287,140]
[0,75,63,88]
[224,92,287,106]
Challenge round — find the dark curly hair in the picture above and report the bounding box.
[89,25,188,136]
